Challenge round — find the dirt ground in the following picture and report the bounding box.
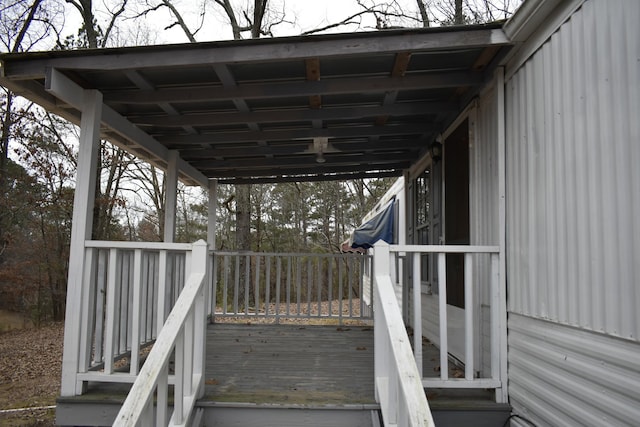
[0,322,62,426]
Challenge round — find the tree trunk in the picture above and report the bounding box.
[455,0,464,24]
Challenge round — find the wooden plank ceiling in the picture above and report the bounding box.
[0,25,511,185]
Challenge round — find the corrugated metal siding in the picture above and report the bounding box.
[505,0,640,340]
[509,314,640,427]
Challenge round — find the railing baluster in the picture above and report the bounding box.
[79,248,97,373]
[156,360,168,426]
[104,248,118,374]
[316,257,322,318]
[158,251,168,330]
[359,256,365,319]
[244,254,250,315]
[149,252,158,340]
[338,259,344,324]
[328,256,334,317]
[137,252,147,346]
[184,308,194,397]
[413,252,423,378]
[348,256,354,318]
[255,255,261,316]
[286,256,292,316]
[307,257,312,317]
[490,253,500,383]
[233,255,239,315]
[210,253,217,319]
[464,253,474,380]
[94,249,107,365]
[130,249,143,375]
[438,252,448,381]
[223,255,229,315]
[275,257,281,322]
[174,328,185,425]
[121,251,130,353]
[265,255,271,316]
[296,256,302,317]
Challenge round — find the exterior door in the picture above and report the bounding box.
[443,118,470,362]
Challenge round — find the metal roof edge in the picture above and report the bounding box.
[0,22,506,61]
[502,0,586,77]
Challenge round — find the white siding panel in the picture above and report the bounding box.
[471,87,500,377]
[505,0,640,340]
[509,314,640,427]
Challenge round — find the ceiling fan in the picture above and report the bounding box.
[303,137,341,163]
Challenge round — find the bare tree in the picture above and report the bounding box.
[1,0,65,266]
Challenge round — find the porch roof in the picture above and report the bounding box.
[0,24,512,185]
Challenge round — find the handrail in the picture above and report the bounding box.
[114,240,208,426]
[85,240,193,250]
[373,242,435,427]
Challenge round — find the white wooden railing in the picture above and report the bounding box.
[375,241,504,397]
[373,241,435,427]
[211,251,372,323]
[114,240,208,426]
[70,241,196,388]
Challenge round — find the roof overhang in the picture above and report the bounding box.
[0,24,512,186]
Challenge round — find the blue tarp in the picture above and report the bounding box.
[350,199,396,249]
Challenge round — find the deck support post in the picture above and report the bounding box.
[164,150,179,243]
[207,179,217,317]
[60,89,102,396]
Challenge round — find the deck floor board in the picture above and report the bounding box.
[204,323,375,405]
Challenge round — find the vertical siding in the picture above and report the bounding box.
[505,0,640,340]
[505,0,640,425]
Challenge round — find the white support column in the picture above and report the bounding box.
[164,151,178,243]
[207,179,217,249]
[207,179,217,317]
[60,90,102,396]
[495,66,509,403]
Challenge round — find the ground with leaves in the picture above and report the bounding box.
[0,322,62,426]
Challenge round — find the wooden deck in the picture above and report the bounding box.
[57,322,511,426]
[204,323,375,405]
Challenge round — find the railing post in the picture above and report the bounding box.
[372,241,390,394]
[190,240,209,399]
[373,241,390,278]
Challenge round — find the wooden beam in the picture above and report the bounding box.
[221,169,403,184]
[45,68,209,188]
[130,102,454,127]
[179,138,430,159]
[305,58,322,110]
[156,123,435,145]
[376,52,412,126]
[206,161,411,179]
[103,72,481,104]
[192,151,415,170]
